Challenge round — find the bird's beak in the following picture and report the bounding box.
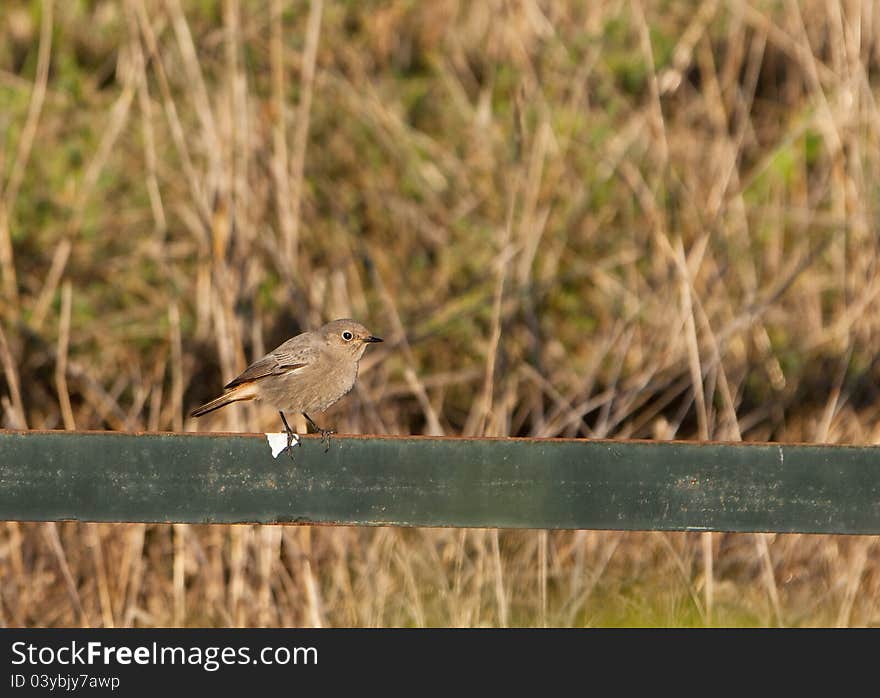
[364,335,383,343]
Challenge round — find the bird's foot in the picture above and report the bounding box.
[304,413,334,452]
[279,411,301,461]
[285,431,302,460]
[318,427,335,452]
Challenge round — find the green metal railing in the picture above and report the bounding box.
[1,431,879,533]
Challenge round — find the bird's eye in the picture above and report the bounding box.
[342,331,353,341]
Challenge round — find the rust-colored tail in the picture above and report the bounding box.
[190,385,256,417]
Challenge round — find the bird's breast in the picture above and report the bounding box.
[259,358,359,414]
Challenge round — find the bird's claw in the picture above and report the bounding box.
[303,413,334,453]
[285,431,301,460]
[278,411,300,461]
[318,428,335,452]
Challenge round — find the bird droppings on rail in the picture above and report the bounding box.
[267,432,299,458]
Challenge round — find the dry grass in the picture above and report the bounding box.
[1,0,880,626]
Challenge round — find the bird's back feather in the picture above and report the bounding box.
[224,337,319,389]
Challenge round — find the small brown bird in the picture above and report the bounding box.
[191,319,383,453]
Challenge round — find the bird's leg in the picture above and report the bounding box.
[303,412,334,452]
[279,411,300,460]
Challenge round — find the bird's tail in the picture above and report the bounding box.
[190,385,257,417]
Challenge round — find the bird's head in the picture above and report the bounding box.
[321,319,383,359]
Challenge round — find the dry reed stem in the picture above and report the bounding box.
[755,533,784,626]
[289,528,325,628]
[120,525,146,627]
[835,538,873,628]
[127,5,167,238]
[165,0,221,168]
[42,524,86,626]
[270,0,294,267]
[0,0,53,312]
[230,526,246,627]
[672,238,715,623]
[55,281,75,430]
[653,532,707,624]
[564,532,622,626]
[468,173,518,437]
[631,0,669,165]
[3,0,880,628]
[284,0,324,272]
[132,0,210,222]
[87,525,115,628]
[490,530,508,627]
[169,304,184,431]
[368,256,443,435]
[257,526,281,627]
[538,529,548,628]
[171,523,187,625]
[0,322,26,429]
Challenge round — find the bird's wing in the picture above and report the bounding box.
[224,339,318,389]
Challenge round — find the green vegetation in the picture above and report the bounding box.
[1,0,879,627]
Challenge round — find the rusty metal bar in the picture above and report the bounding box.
[0,431,879,532]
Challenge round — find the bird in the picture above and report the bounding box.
[191,319,383,454]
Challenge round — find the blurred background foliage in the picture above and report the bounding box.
[1,0,880,626]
